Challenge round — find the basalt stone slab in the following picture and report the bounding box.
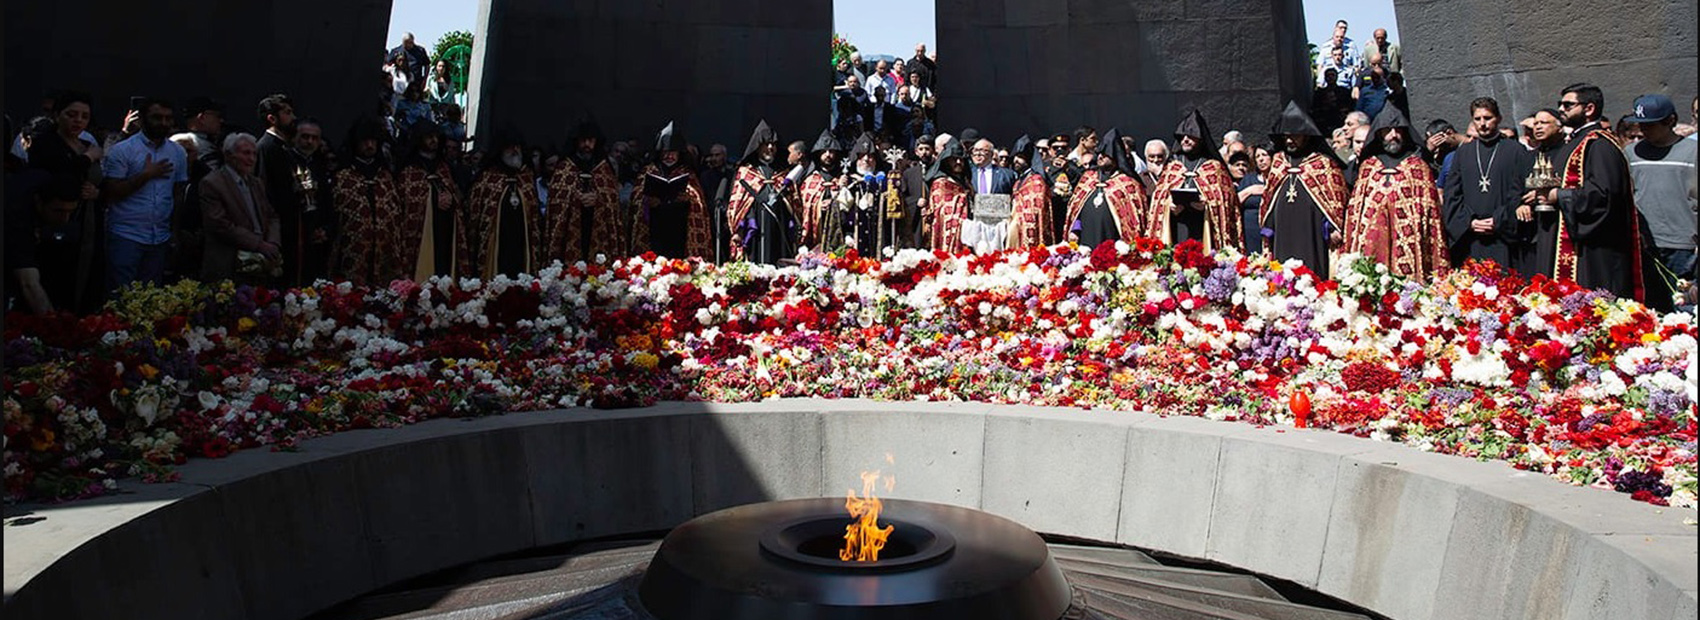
[215,461,377,620]
[355,430,539,587]
[689,410,824,513]
[472,0,830,151]
[819,408,987,508]
[5,488,246,620]
[1204,428,1376,589]
[1394,0,1697,128]
[1117,415,1227,558]
[4,0,389,143]
[1316,458,1458,620]
[979,411,1131,540]
[938,0,1308,144]
[523,411,696,543]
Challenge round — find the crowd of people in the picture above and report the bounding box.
[383,32,470,142]
[5,31,1697,317]
[1310,20,1409,137]
[830,44,940,148]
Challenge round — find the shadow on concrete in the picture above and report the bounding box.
[3,406,801,620]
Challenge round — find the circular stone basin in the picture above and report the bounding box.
[638,498,1073,620]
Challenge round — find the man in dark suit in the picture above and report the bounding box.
[199,133,281,284]
[910,43,937,89]
[968,139,1016,195]
[862,86,910,144]
[253,94,305,284]
[899,136,936,248]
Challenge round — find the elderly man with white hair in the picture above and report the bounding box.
[1142,139,1170,192]
[197,132,281,283]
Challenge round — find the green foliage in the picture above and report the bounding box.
[1308,43,1319,82]
[433,30,475,64]
[831,33,858,67]
[431,30,476,94]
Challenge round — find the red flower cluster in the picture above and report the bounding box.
[1340,361,1400,394]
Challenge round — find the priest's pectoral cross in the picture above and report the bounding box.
[1478,176,1491,193]
[1286,179,1298,204]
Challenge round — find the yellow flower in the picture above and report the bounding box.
[237,317,258,333]
[633,352,659,370]
[1642,333,1662,344]
[29,427,55,452]
[137,364,159,380]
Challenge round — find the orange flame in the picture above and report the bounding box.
[840,469,894,562]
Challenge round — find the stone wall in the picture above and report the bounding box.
[6,400,1695,620]
[1393,0,1698,127]
[934,0,1312,144]
[3,0,392,143]
[468,0,832,153]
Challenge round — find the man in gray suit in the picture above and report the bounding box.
[198,133,282,283]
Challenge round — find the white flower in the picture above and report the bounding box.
[133,388,161,427]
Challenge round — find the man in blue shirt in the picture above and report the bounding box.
[1354,54,1393,120]
[100,98,188,293]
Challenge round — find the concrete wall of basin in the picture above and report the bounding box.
[4,400,1695,620]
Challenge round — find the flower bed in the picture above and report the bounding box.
[4,241,1695,508]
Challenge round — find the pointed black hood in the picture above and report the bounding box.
[400,119,443,168]
[1174,109,1222,162]
[481,126,525,172]
[653,121,685,152]
[1098,128,1137,177]
[1360,105,1415,161]
[1011,134,1042,175]
[849,132,883,171]
[570,116,607,161]
[926,137,968,183]
[345,115,391,170]
[1269,100,1324,139]
[1268,101,1333,161]
[810,129,845,155]
[741,119,779,165]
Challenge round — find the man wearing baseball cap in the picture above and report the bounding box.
[1624,93,1698,311]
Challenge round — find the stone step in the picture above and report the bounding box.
[1074,585,1278,620]
[1047,542,1164,566]
[323,560,647,620]
[443,543,659,587]
[1057,557,1287,601]
[481,577,650,620]
[1071,572,1370,620]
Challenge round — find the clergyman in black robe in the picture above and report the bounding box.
[1261,102,1347,278]
[1548,84,1647,303]
[728,120,798,264]
[1443,98,1528,270]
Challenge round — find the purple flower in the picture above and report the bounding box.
[1201,265,1238,302]
[1612,468,1672,497]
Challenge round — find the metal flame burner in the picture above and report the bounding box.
[638,498,1073,620]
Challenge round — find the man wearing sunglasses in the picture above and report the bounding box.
[1539,83,1653,307]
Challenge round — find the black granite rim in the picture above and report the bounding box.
[637,498,1073,620]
